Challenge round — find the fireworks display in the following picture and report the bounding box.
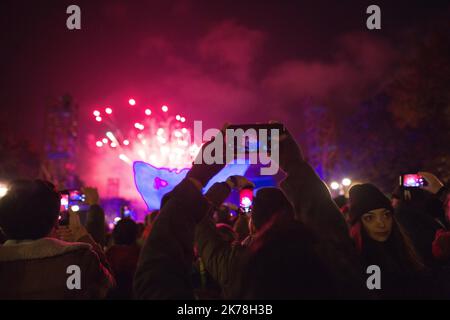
[91,100,201,170]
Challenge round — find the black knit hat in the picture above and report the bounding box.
[252,187,294,230]
[348,183,393,225]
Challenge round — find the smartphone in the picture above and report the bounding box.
[239,188,254,214]
[59,192,70,225]
[400,174,426,188]
[226,123,285,156]
[69,190,86,202]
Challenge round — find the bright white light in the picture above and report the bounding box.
[162,105,168,112]
[95,116,102,122]
[129,99,136,106]
[111,142,117,148]
[102,138,108,144]
[0,184,8,198]
[93,110,100,117]
[145,109,152,116]
[181,128,187,134]
[180,117,186,123]
[123,140,130,146]
[96,141,103,148]
[342,178,352,186]
[114,217,121,223]
[157,128,164,136]
[105,107,113,114]
[330,181,340,190]
[70,205,80,212]
[176,115,181,121]
[119,154,132,164]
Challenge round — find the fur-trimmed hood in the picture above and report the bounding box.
[0,237,92,262]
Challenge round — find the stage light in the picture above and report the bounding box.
[180,117,186,123]
[176,115,181,121]
[129,99,136,106]
[145,109,152,116]
[102,138,108,144]
[96,141,103,148]
[330,181,340,190]
[342,178,352,186]
[70,205,80,212]
[105,107,113,114]
[0,183,8,198]
[123,140,130,146]
[93,110,100,117]
[181,128,187,133]
[95,116,102,122]
[162,105,168,112]
[111,142,117,148]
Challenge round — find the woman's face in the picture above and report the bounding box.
[361,208,393,242]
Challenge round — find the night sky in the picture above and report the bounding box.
[1,0,448,143]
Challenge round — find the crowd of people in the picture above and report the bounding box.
[0,125,449,299]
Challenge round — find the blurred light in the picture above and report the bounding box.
[157,128,164,136]
[105,107,113,114]
[342,178,352,186]
[70,205,80,212]
[102,138,108,144]
[106,131,117,142]
[129,98,136,106]
[111,142,117,148]
[145,109,152,116]
[162,105,168,112]
[123,140,130,146]
[176,115,181,121]
[114,217,121,224]
[93,110,100,117]
[174,131,182,138]
[180,117,186,123]
[181,128,187,133]
[330,181,340,190]
[119,154,132,165]
[96,141,103,148]
[134,123,144,130]
[95,116,102,122]
[0,184,8,198]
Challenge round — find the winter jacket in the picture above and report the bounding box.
[279,160,365,298]
[133,178,212,299]
[106,244,141,299]
[0,235,114,299]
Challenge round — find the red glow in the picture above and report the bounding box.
[105,107,113,114]
[129,99,136,106]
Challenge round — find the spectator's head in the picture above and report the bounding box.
[251,187,294,232]
[349,183,394,242]
[113,218,138,245]
[0,180,60,240]
[349,183,423,271]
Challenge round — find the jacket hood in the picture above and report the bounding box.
[0,237,91,262]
